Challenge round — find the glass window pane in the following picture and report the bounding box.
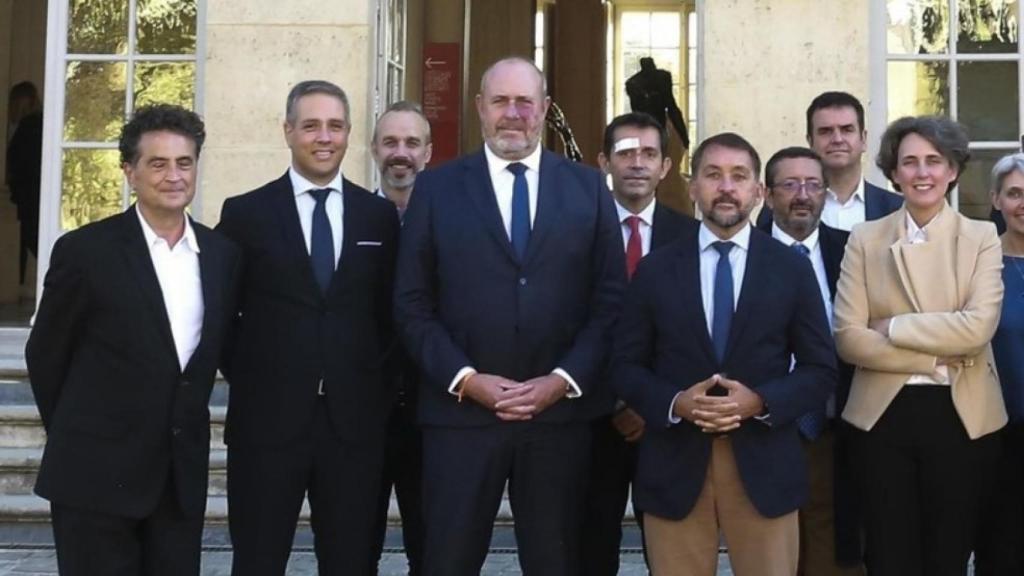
[886,0,950,54]
[68,0,128,54]
[958,61,1018,141]
[622,13,651,48]
[134,62,195,109]
[650,49,680,81]
[61,149,123,231]
[688,12,697,49]
[136,0,197,54]
[958,148,1013,219]
[887,61,949,120]
[64,61,127,142]
[650,13,680,48]
[957,0,1018,53]
[623,49,648,79]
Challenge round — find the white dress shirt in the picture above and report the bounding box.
[289,167,344,265]
[821,179,866,232]
[136,208,204,372]
[449,144,581,398]
[615,198,656,257]
[900,212,950,385]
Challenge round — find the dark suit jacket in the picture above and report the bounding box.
[27,206,240,519]
[394,148,627,427]
[757,180,903,229]
[612,226,837,519]
[217,173,400,447]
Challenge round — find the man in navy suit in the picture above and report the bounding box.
[760,147,864,575]
[758,91,902,231]
[580,111,696,575]
[394,57,626,576]
[218,80,400,575]
[613,133,836,576]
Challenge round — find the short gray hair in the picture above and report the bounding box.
[372,100,432,143]
[479,56,548,97]
[285,80,350,126]
[991,152,1024,194]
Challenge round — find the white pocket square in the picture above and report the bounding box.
[357,240,383,247]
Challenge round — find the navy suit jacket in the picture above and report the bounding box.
[757,179,903,229]
[394,148,626,427]
[612,225,836,519]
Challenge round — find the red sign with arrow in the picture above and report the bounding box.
[422,42,461,166]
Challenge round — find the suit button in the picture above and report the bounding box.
[179,379,190,387]
[171,427,182,436]
[519,277,527,286]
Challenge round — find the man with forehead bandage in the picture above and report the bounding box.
[579,111,697,575]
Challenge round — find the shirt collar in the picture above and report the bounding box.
[615,198,656,226]
[826,179,865,206]
[699,221,751,253]
[289,166,344,197]
[484,143,542,180]
[771,222,820,253]
[905,211,937,243]
[135,205,200,253]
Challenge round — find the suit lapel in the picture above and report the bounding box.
[725,231,768,363]
[118,207,181,371]
[524,151,562,264]
[677,232,716,362]
[463,151,519,265]
[332,179,366,297]
[651,203,672,249]
[185,223,220,373]
[270,173,325,299]
[818,225,843,300]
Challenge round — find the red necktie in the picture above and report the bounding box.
[625,215,642,280]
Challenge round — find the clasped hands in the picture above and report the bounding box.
[672,374,764,433]
[460,373,568,421]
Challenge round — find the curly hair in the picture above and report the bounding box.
[119,104,206,165]
[875,116,970,193]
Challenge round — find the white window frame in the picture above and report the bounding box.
[370,0,407,191]
[0,0,206,366]
[868,0,1024,209]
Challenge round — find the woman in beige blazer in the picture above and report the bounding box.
[833,116,1005,576]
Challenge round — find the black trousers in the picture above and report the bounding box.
[974,421,1024,576]
[421,422,590,576]
[371,400,424,575]
[854,387,999,576]
[580,415,648,576]
[51,472,203,576]
[228,398,386,576]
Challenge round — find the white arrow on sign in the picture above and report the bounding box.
[425,57,448,69]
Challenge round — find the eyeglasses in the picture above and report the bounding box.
[772,180,824,194]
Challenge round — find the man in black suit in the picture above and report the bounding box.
[758,91,902,231]
[394,56,626,576]
[613,133,836,576]
[369,100,432,575]
[26,104,239,575]
[760,147,864,575]
[580,111,696,575]
[217,80,400,575]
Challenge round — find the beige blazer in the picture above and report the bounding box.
[834,203,1007,439]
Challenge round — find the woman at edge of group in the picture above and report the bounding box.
[832,115,1006,576]
[975,152,1024,576]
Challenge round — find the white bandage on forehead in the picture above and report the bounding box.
[612,137,641,154]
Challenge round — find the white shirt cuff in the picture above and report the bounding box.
[448,367,477,395]
[553,368,582,398]
[668,391,684,424]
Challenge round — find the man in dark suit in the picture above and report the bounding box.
[580,111,696,575]
[368,100,433,575]
[758,91,902,231]
[613,133,836,576]
[26,104,239,575]
[394,56,626,576]
[760,147,864,575]
[217,81,400,575]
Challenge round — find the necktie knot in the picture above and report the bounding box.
[712,241,734,258]
[507,162,528,176]
[792,242,810,257]
[310,188,331,205]
[625,215,642,234]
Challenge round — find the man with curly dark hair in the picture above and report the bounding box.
[26,103,240,576]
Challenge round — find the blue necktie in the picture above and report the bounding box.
[711,241,735,363]
[791,241,827,440]
[507,162,530,260]
[309,188,335,295]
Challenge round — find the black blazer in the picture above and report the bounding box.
[394,148,627,427]
[612,226,837,519]
[27,206,240,519]
[217,173,400,447]
[757,180,903,229]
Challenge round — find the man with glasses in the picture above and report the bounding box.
[760,147,864,575]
